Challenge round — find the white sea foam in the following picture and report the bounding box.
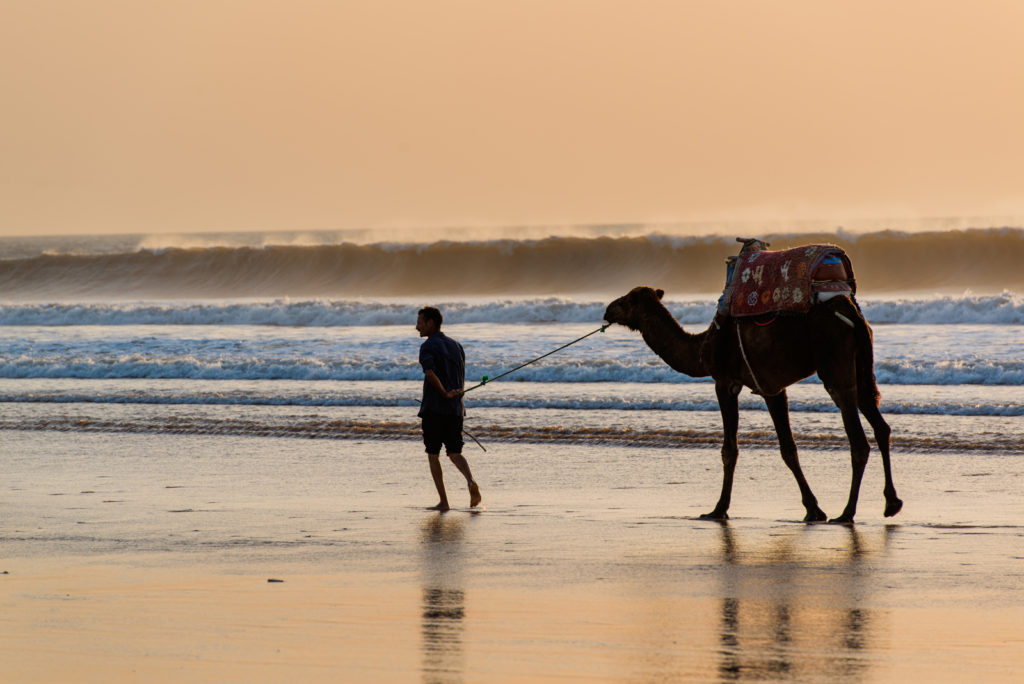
[0,349,1020,388]
[860,292,1024,324]
[0,293,1021,326]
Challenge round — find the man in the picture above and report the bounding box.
[416,306,482,511]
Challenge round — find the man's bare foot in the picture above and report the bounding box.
[469,482,481,507]
[428,502,450,512]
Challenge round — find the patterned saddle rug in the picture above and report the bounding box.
[718,244,856,317]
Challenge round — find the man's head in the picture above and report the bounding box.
[416,307,443,337]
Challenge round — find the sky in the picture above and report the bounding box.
[2,1,1024,237]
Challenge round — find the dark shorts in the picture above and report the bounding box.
[422,413,464,455]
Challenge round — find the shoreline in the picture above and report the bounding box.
[3,432,1023,681]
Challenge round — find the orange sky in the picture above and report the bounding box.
[2,1,1023,236]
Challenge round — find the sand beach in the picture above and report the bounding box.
[2,430,1022,682]
[0,229,1020,682]
[6,1,1024,679]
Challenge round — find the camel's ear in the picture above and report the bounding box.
[655,289,665,300]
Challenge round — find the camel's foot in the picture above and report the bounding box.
[803,507,828,523]
[828,514,855,525]
[469,482,482,508]
[428,502,450,512]
[884,497,904,518]
[700,510,729,521]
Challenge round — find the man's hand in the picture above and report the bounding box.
[425,370,462,400]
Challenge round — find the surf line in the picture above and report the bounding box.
[418,324,609,452]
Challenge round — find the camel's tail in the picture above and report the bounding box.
[846,298,882,407]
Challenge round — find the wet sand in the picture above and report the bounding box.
[2,431,1023,682]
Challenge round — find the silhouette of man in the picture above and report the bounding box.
[416,307,481,511]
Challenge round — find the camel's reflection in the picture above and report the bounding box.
[420,513,467,684]
[712,522,894,682]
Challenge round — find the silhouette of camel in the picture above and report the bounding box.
[604,274,903,523]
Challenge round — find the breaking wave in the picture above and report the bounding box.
[1,228,1021,299]
[0,292,1021,326]
[0,353,1021,386]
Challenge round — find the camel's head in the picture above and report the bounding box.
[603,286,665,331]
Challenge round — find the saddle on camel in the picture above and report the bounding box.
[603,237,902,523]
[717,237,856,319]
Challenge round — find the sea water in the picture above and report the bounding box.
[0,229,1021,456]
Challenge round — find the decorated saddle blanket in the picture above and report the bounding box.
[718,244,856,317]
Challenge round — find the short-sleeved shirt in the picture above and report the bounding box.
[418,331,466,417]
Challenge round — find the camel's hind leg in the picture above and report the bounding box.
[702,382,740,520]
[845,296,902,517]
[858,396,903,517]
[763,391,827,522]
[826,383,871,524]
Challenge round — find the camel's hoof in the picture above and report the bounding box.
[699,511,729,521]
[884,498,904,518]
[804,508,828,523]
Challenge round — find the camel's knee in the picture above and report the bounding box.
[850,445,870,471]
[861,408,891,442]
[840,411,871,458]
[774,427,797,452]
[873,420,891,447]
[851,427,871,453]
[779,445,802,472]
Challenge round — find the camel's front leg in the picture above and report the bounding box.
[763,391,827,522]
[702,382,740,520]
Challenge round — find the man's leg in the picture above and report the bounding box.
[447,453,481,507]
[427,452,449,511]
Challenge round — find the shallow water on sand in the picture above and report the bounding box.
[3,431,1022,682]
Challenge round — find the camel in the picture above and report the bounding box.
[604,275,903,523]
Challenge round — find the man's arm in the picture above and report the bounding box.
[424,369,463,399]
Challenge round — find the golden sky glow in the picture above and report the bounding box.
[2,1,1023,236]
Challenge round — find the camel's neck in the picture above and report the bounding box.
[639,303,710,378]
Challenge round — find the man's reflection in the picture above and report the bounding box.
[420,513,466,683]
